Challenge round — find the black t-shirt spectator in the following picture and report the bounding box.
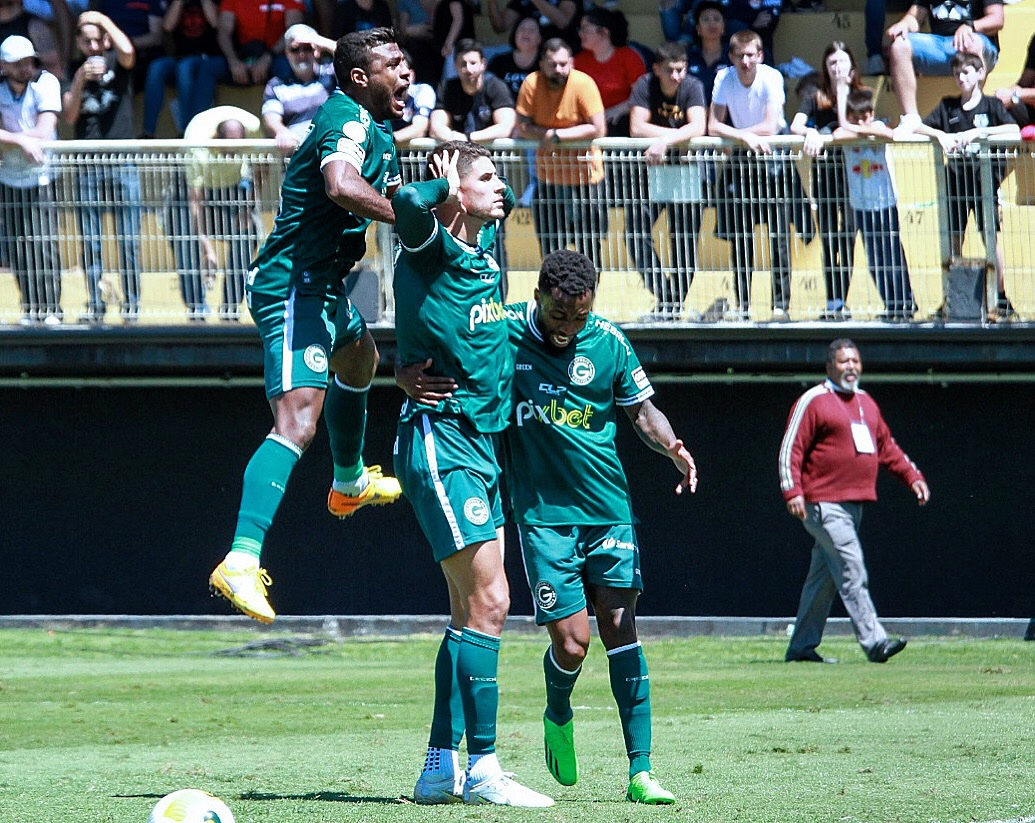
[799,93,839,133]
[628,71,705,128]
[923,92,1014,133]
[487,51,534,98]
[917,0,1002,48]
[435,72,514,134]
[70,51,135,139]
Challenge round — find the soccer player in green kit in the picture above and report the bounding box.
[401,249,697,804]
[392,142,554,808]
[208,28,409,624]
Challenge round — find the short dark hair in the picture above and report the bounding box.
[425,139,492,180]
[654,41,687,65]
[334,27,398,90]
[540,37,573,62]
[827,338,858,363]
[845,87,874,119]
[538,250,598,297]
[950,50,984,75]
[453,38,484,62]
[508,15,542,50]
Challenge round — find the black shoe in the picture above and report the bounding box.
[786,651,838,664]
[867,637,907,663]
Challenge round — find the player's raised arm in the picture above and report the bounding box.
[623,400,698,495]
[322,158,396,223]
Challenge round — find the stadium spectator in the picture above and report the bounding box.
[0,0,63,77]
[261,24,336,156]
[915,51,1018,321]
[789,41,864,321]
[485,0,580,53]
[487,16,542,205]
[574,8,645,137]
[487,15,541,98]
[685,0,729,106]
[207,29,407,625]
[140,0,220,138]
[203,0,304,95]
[832,88,916,321]
[994,32,1035,128]
[709,29,809,320]
[329,0,393,40]
[885,0,1003,128]
[63,11,141,324]
[424,0,474,88]
[627,40,707,318]
[183,105,262,322]
[392,143,553,809]
[430,39,515,143]
[397,0,434,47]
[515,37,607,269]
[392,47,435,144]
[91,0,163,88]
[724,0,781,64]
[0,35,62,325]
[779,338,929,664]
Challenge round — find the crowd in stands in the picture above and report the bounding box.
[0,0,1031,325]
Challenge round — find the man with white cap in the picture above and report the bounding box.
[0,34,63,325]
[261,23,336,156]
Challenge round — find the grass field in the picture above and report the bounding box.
[1,628,1033,823]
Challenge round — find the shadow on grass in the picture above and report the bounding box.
[116,791,405,805]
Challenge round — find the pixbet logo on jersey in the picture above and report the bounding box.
[468,295,506,332]
[515,398,594,429]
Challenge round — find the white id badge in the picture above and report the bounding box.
[851,422,875,454]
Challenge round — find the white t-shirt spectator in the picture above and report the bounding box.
[712,63,786,132]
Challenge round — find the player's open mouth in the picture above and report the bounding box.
[551,334,570,347]
[391,85,409,113]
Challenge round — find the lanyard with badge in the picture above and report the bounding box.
[846,396,875,454]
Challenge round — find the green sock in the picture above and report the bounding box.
[429,626,465,750]
[324,376,367,482]
[457,628,500,755]
[544,646,581,725]
[232,434,303,559]
[607,643,652,777]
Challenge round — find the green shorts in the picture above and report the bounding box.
[518,523,643,625]
[249,291,367,399]
[394,412,504,563]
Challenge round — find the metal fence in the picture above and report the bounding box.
[0,136,1030,328]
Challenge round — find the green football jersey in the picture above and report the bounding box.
[504,302,655,525]
[393,177,515,434]
[249,90,400,298]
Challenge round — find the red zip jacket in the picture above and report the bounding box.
[778,380,924,504]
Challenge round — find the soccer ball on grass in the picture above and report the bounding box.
[148,788,236,823]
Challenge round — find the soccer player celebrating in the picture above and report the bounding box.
[208,28,410,624]
[392,142,553,808]
[401,250,697,804]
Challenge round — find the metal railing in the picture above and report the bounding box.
[0,136,1030,328]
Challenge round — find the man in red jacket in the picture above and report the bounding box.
[778,339,930,664]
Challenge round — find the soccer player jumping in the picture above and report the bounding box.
[209,28,409,624]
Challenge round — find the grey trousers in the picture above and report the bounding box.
[785,501,888,658]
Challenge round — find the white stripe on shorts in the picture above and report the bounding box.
[419,413,467,554]
[279,291,296,392]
